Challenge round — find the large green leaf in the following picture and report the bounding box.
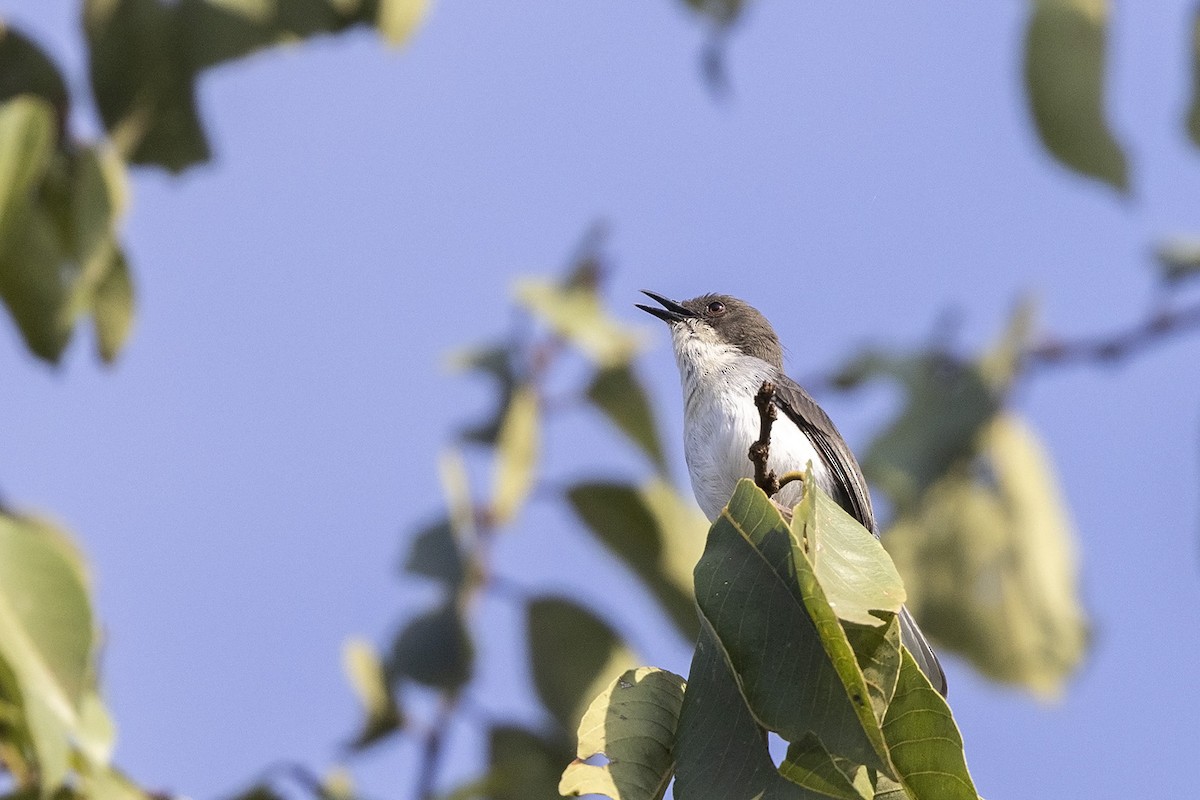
[1023,0,1127,191]
[779,735,872,800]
[0,514,97,790]
[560,667,685,800]
[527,597,633,735]
[566,480,704,638]
[694,480,891,774]
[790,473,905,627]
[881,651,978,800]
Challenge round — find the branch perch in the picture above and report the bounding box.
[750,381,780,497]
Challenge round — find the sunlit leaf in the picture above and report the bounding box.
[513,277,645,368]
[778,734,871,800]
[566,479,704,639]
[559,667,685,800]
[342,636,402,749]
[388,600,473,691]
[91,245,134,363]
[586,364,667,472]
[490,384,539,525]
[1023,0,1127,191]
[377,0,428,46]
[881,651,978,800]
[884,414,1087,697]
[527,597,634,735]
[790,470,905,627]
[75,689,116,767]
[0,95,55,253]
[695,480,891,774]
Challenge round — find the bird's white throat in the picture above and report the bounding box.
[670,322,830,521]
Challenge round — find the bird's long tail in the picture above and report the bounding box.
[898,605,948,697]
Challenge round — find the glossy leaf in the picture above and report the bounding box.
[881,651,978,800]
[342,637,402,749]
[527,597,632,735]
[560,667,685,800]
[388,600,473,691]
[490,384,539,525]
[513,277,644,368]
[790,471,905,627]
[1023,0,1127,191]
[566,480,704,638]
[695,480,891,774]
[586,364,667,472]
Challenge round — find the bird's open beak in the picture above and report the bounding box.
[636,290,696,324]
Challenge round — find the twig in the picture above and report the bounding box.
[1025,301,1200,370]
[750,382,780,497]
[414,693,457,800]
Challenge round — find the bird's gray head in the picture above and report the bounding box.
[636,290,783,372]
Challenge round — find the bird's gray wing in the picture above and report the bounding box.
[772,376,949,696]
[771,375,878,534]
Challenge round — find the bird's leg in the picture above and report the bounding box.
[750,381,780,497]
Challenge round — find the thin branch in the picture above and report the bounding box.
[414,693,458,800]
[1025,300,1200,370]
[750,381,780,497]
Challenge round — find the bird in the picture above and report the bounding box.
[636,290,947,696]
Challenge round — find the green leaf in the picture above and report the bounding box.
[695,480,891,774]
[842,618,902,727]
[862,355,997,513]
[881,651,978,800]
[486,726,574,800]
[1188,6,1200,148]
[883,414,1087,697]
[0,513,97,790]
[342,637,403,749]
[76,689,117,767]
[376,0,428,46]
[586,365,667,472]
[0,95,55,254]
[402,519,465,588]
[790,472,905,627]
[559,667,685,800]
[0,26,70,111]
[449,343,518,445]
[387,600,473,691]
[1023,0,1127,191]
[513,277,645,368]
[566,480,703,639]
[683,0,746,26]
[673,614,825,800]
[489,384,539,525]
[779,735,871,800]
[92,245,134,363]
[526,597,633,735]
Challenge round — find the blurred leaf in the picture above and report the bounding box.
[377,0,428,45]
[78,763,150,800]
[683,0,745,26]
[513,277,644,368]
[0,514,96,790]
[450,344,518,445]
[0,25,69,113]
[559,667,685,800]
[388,600,473,691]
[1155,237,1200,285]
[884,413,1087,696]
[0,95,55,252]
[566,480,703,639]
[92,245,134,362]
[778,735,871,800]
[880,650,978,800]
[526,597,634,734]
[75,689,116,767]
[586,365,667,472]
[486,726,574,800]
[403,519,465,589]
[1023,0,1127,191]
[695,480,891,774]
[490,384,539,525]
[322,768,355,800]
[863,355,997,513]
[342,637,403,749]
[791,469,906,627]
[1189,6,1200,147]
[977,297,1037,391]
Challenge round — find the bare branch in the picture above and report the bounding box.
[1026,300,1200,370]
[750,381,780,497]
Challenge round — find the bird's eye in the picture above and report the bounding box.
[706,300,726,316]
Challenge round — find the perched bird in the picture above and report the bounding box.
[637,290,947,696]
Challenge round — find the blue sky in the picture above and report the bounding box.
[3,1,1200,798]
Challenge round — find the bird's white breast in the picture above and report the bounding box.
[672,327,829,521]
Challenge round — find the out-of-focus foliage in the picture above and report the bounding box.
[1023,0,1128,191]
